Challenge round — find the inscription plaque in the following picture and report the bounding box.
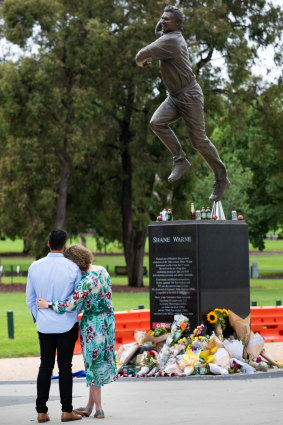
[149,223,198,330]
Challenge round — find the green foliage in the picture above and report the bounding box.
[214,82,283,249]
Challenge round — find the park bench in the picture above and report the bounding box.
[114,265,148,277]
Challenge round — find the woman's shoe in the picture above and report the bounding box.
[73,407,92,417]
[94,410,104,419]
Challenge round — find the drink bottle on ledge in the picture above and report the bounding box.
[190,203,196,220]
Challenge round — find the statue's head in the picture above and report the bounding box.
[162,6,184,33]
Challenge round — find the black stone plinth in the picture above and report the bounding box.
[149,220,250,331]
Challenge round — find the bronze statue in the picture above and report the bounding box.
[136,5,230,202]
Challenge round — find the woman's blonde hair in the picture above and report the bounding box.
[64,244,93,273]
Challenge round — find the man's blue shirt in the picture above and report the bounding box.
[26,253,82,333]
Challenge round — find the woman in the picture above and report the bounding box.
[37,244,117,419]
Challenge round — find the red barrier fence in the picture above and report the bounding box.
[74,306,283,354]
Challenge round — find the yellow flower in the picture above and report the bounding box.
[211,347,217,354]
[206,355,215,363]
[199,350,210,362]
[207,311,218,324]
[222,308,229,316]
[214,308,222,313]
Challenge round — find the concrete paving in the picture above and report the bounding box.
[1,372,283,425]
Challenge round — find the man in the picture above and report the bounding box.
[136,5,230,202]
[26,229,82,423]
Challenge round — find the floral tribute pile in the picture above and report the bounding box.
[116,309,279,378]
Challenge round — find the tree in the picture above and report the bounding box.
[0,0,281,274]
[216,82,283,249]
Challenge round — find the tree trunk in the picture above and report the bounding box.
[79,233,87,247]
[127,227,147,287]
[120,113,146,287]
[54,150,71,229]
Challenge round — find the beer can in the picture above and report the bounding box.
[196,210,201,220]
[122,366,129,376]
[231,210,237,220]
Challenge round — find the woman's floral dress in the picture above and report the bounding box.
[52,266,117,387]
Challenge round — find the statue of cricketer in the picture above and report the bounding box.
[136,5,230,201]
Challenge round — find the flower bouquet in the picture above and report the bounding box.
[158,314,190,369]
[206,308,229,340]
[168,314,190,344]
[134,328,169,349]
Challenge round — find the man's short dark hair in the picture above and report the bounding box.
[164,5,184,30]
[48,229,67,250]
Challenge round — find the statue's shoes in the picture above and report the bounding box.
[168,158,191,183]
[209,177,231,202]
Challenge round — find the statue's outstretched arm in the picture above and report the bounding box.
[136,48,151,68]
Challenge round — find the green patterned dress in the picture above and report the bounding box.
[52,266,117,387]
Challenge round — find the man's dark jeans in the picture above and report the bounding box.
[36,322,79,413]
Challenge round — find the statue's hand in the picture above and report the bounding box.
[142,60,151,68]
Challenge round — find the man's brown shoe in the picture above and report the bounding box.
[37,413,50,423]
[61,411,82,422]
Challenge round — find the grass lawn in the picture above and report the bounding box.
[0,237,123,254]
[250,279,283,305]
[0,252,282,285]
[1,235,283,255]
[0,255,150,286]
[249,239,283,251]
[249,254,283,275]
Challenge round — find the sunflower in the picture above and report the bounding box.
[222,308,229,316]
[207,311,218,324]
[214,308,222,313]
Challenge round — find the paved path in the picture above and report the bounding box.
[1,372,283,425]
[0,344,282,425]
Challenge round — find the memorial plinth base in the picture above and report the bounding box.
[149,220,250,331]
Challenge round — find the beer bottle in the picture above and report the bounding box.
[190,203,196,220]
[206,206,211,220]
[201,206,206,220]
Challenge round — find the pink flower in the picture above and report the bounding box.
[73,291,80,300]
[92,349,98,360]
[86,325,93,334]
[82,291,88,299]
[105,291,112,300]
[256,356,262,363]
[106,344,114,352]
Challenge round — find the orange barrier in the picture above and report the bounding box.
[115,310,150,348]
[73,306,283,354]
[250,306,283,342]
